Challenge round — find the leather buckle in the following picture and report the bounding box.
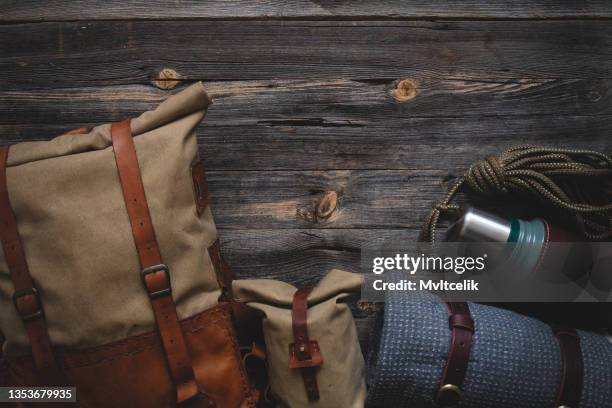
[288,340,323,369]
[141,264,172,299]
[449,314,474,332]
[12,287,44,322]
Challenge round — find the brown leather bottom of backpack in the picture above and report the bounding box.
[0,354,9,387]
[6,302,256,408]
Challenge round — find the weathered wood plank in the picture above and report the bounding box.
[0,82,610,171]
[2,79,611,125]
[207,170,566,230]
[219,228,417,283]
[3,1,612,21]
[2,20,612,91]
[3,116,610,171]
[207,170,445,229]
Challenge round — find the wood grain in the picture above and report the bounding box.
[2,20,612,91]
[1,82,610,171]
[207,170,577,231]
[218,228,419,283]
[3,3,612,351]
[207,170,446,229]
[3,1,612,21]
[2,79,610,124]
[5,116,611,170]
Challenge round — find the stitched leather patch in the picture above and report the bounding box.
[8,303,256,408]
[192,160,209,215]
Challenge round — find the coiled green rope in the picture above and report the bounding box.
[420,146,612,242]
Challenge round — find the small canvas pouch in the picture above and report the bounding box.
[233,269,366,408]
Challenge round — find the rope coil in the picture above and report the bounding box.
[421,146,612,242]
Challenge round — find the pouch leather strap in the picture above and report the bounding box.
[435,301,474,407]
[290,287,323,402]
[0,145,59,377]
[552,325,583,408]
[110,120,207,405]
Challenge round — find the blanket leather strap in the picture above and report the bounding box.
[552,326,583,408]
[0,145,60,378]
[289,287,323,402]
[435,301,474,407]
[110,120,209,405]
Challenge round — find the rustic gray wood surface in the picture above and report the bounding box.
[1,2,611,349]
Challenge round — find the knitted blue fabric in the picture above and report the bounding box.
[366,288,612,407]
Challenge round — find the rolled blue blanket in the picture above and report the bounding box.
[366,289,612,407]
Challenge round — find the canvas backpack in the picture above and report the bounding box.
[233,269,367,408]
[0,83,256,407]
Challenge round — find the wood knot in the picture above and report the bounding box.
[296,190,340,223]
[585,90,602,102]
[316,191,338,219]
[391,79,418,102]
[152,68,179,90]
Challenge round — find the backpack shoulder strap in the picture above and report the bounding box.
[110,120,209,404]
[0,145,59,376]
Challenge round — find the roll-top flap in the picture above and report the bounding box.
[130,82,212,136]
[6,82,212,168]
[233,269,363,308]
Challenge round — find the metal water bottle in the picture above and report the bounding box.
[446,206,588,280]
[446,207,611,329]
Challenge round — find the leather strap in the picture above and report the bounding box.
[289,287,323,402]
[110,121,207,405]
[435,301,474,407]
[0,145,59,377]
[209,239,236,300]
[191,160,209,216]
[552,325,583,408]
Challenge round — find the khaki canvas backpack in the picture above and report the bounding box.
[233,269,367,408]
[0,83,255,407]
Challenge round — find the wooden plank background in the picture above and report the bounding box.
[1,2,611,349]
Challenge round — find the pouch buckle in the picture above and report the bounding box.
[288,340,324,369]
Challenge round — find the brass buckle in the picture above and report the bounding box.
[141,264,172,299]
[436,383,462,407]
